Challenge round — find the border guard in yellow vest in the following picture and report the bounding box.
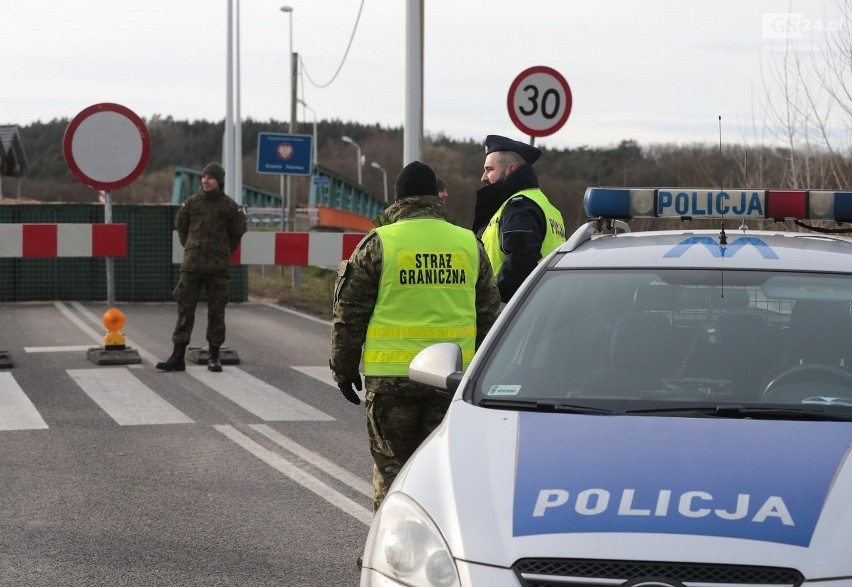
[331,160,501,512]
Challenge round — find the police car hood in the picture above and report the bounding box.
[392,400,852,578]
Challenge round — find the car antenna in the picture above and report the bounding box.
[718,115,728,245]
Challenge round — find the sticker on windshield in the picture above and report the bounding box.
[488,385,521,396]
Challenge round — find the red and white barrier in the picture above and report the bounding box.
[172,231,367,267]
[0,224,127,258]
[0,224,364,267]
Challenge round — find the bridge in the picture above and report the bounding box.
[171,165,387,232]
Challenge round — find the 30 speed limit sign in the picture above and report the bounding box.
[507,66,572,138]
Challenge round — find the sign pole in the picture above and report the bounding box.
[104,191,115,307]
[63,102,150,366]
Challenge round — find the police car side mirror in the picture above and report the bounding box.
[409,343,464,396]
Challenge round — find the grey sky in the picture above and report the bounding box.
[2,0,844,149]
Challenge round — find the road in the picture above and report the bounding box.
[0,301,372,586]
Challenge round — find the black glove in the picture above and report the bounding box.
[337,377,362,405]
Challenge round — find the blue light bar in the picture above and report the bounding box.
[584,188,852,222]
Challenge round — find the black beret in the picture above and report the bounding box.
[484,134,541,165]
[394,161,438,200]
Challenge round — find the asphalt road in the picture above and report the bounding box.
[0,301,372,586]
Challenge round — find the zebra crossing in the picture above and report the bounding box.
[0,364,339,432]
[0,371,49,431]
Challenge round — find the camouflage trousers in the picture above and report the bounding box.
[365,378,452,511]
[171,270,230,346]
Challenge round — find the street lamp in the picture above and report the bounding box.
[280,6,293,65]
[370,161,388,203]
[297,98,318,169]
[280,5,296,232]
[341,135,363,185]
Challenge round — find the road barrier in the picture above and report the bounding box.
[0,223,127,258]
[0,223,366,267]
[172,231,367,268]
[0,205,367,302]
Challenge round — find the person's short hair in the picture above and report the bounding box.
[497,150,526,168]
[436,177,447,191]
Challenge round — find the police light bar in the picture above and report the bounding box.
[584,188,852,222]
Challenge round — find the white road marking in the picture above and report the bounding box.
[251,424,372,497]
[67,367,194,426]
[0,372,49,431]
[187,366,334,421]
[54,301,104,344]
[292,365,365,402]
[259,302,330,326]
[24,345,93,353]
[215,424,373,526]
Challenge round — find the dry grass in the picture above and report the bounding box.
[248,266,336,320]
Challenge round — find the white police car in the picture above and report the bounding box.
[359,187,852,587]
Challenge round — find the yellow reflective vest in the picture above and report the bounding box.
[363,218,480,377]
[480,189,566,277]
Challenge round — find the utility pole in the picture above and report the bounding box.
[287,51,298,233]
[288,51,301,287]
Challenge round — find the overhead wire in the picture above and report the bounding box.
[300,0,365,90]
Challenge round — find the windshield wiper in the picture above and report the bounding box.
[626,404,852,421]
[477,398,615,415]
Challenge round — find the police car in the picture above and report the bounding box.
[359,187,852,587]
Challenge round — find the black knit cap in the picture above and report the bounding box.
[484,134,542,165]
[202,162,226,186]
[394,160,437,200]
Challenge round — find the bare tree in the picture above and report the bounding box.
[760,0,852,188]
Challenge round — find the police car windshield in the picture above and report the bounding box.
[474,269,852,413]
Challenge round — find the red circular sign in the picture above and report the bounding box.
[507,66,572,137]
[63,103,151,190]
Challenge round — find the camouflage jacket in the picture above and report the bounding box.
[330,195,501,385]
[176,188,247,273]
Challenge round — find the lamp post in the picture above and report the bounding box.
[280,5,297,232]
[297,99,318,169]
[341,135,363,185]
[370,161,388,203]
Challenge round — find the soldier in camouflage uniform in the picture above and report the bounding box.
[331,161,501,511]
[156,162,247,373]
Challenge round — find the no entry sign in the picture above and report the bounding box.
[63,103,151,190]
[507,66,572,138]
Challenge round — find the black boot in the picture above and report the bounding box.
[207,345,223,372]
[156,342,187,372]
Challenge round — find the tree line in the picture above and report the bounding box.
[5,115,852,234]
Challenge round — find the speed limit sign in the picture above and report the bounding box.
[507,66,572,138]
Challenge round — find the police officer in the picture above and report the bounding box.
[156,162,247,373]
[331,160,501,512]
[473,135,566,302]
